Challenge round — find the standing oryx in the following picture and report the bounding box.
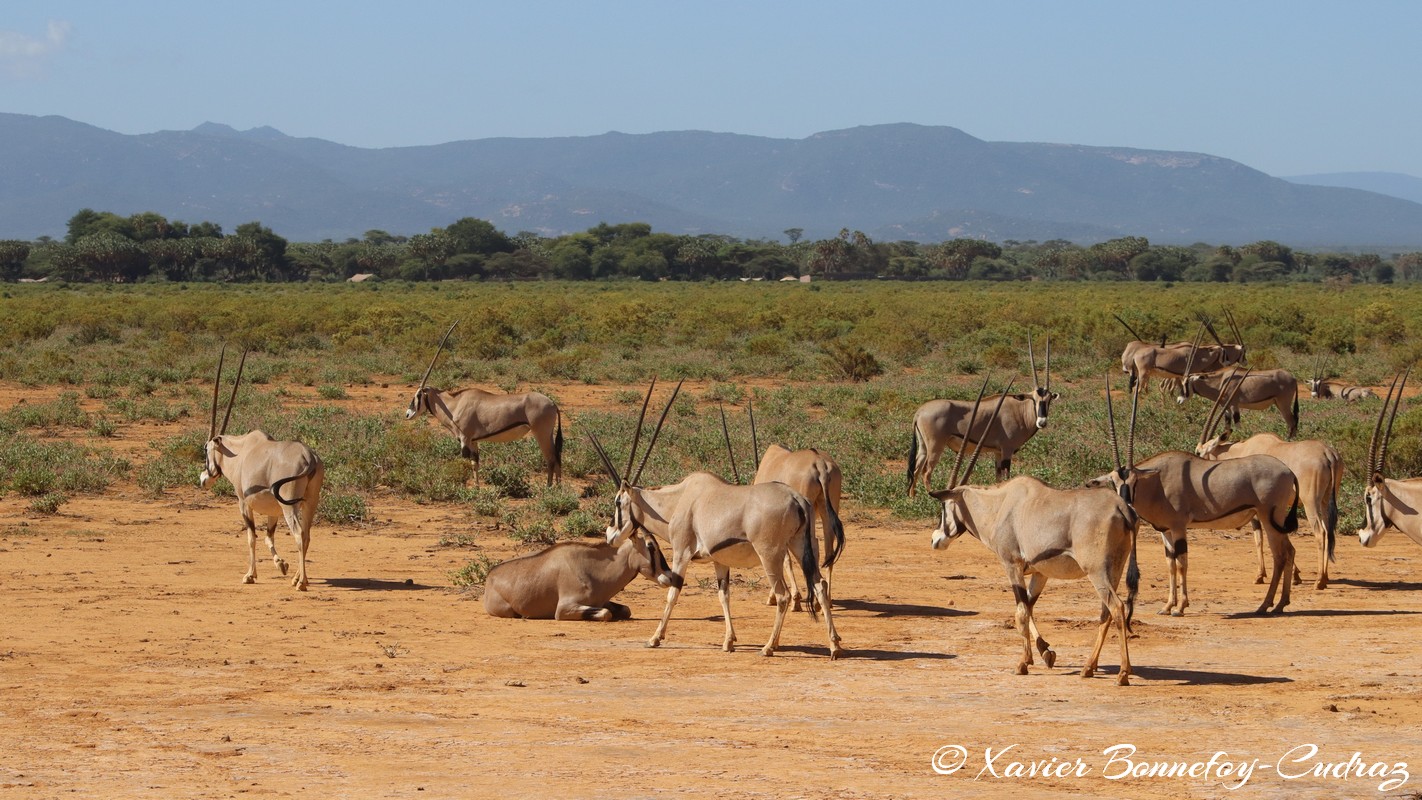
[1358,370,1422,551]
[199,346,325,591]
[1195,378,1344,589]
[405,321,564,486]
[908,333,1058,494]
[929,376,1141,685]
[1117,313,1246,395]
[1176,366,1301,439]
[590,380,843,659]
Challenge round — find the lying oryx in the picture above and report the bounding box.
[1358,370,1422,551]
[482,535,674,620]
[406,321,564,486]
[1117,313,1245,395]
[591,381,843,659]
[908,333,1058,493]
[1177,365,1300,439]
[1307,378,1376,402]
[199,347,325,591]
[1087,444,1300,616]
[929,376,1140,684]
[1195,380,1343,589]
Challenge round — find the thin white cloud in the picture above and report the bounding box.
[0,21,71,76]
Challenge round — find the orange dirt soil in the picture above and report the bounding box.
[2,381,1421,799]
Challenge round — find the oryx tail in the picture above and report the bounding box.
[797,501,820,623]
[270,462,320,506]
[1326,484,1338,562]
[1276,478,1301,534]
[907,423,924,495]
[554,408,565,472]
[1125,526,1140,630]
[818,469,846,569]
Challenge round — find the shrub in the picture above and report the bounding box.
[29,492,67,515]
[450,553,499,588]
[318,491,368,524]
[823,340,884,382]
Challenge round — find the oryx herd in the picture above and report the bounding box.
[194,314,1414,685]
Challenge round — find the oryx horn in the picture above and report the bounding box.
[946,376,993,490]
[1104,373,1122,469]
[624,378,658,484]
[586,432,623,487]
[748,396,760,468]
[1201,316,1224,346]
[1028,334,1041,391]
[632,379,684,486]
[1200,367,1249,444]
[219,348,249,437]
[1226,310,1246,360]
[1112,313,1144,342]
[209,343,227,440]
[1181,321,1207,382]
[1126,373,1140,467]
[960,380,1015,485]
[1374,368,1411,477]
[1044,334,1051,393]
[719,402,742,485]
[417,320,461,395]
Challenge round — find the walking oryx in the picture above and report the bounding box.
[405,321,564,486]
[719,400,846,612]
[928,376,1141,684]
[1176,366,1300,439]
[482,535,675,620]
[198,347,325,591]
[1195,378,1343,589]
[1116,313,1246,395]
[1358,370,1422,551]
[908,334,1058,494]
[1086,433,1300,616]
[590,380,843,659]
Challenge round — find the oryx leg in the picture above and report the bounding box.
[760,548,793,657]
[282,504,310,591]
[1250,519,1266,584]
[714,563,737,652]
[241,512,260,584]
[460,438,481,486]
[811,574,843,659]
[647,552,691,649]
[995,453,1012,482]
[1082,576,1132,686]
[1314,518,1330,590]
[532,423,560,487]
[1022,572,1055,668]
[767,555,804,612]
[1159,534,1189,616]
[556,599,615,621]
[1257,525,1296,615]
[1006,570,1036,676]
[263,517,290,577]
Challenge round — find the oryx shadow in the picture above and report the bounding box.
[323,577,437,591]
[1221,608,1422,620]
[1329,577,1422,592]
[1097,664,1292,686]
[774,644,957,662]
[833,598,978,618]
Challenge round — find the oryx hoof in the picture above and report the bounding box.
[760,645,775,657]
[723,639,736,653]
[1081,665,1095,678]
[1170,608,1186,617]
[828,645,844,661]
[592,609,613,622]
[1315,579,1328,590]
[1043,649,1057,669]
[276,559,289,576]
[765,593,778,607]
[1254,575,1265,585]
[1015,662,1029,676]
[646,638,661,649]
[241,574,256,585]
[1157,606,1172,616]
[1117,673,1131,687]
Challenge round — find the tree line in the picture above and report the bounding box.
[1,209,1418,284]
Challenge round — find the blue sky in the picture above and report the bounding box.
[3,1,1419,177]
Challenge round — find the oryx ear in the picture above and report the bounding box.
[1051,392,1060,400]
[928,488,956,501]
[1373,472,1387,485]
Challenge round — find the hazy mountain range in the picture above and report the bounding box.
[2,112,1420,247]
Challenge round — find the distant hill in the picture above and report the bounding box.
[3,113,1421,247]
[1284,171,1422,206]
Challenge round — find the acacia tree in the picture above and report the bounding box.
[0,240,30,281]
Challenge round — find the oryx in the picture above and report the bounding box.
[1176,365,1300,439]
[591,381,843,659]
[1358,370,1422,551]
[1195,377,1344,589]
[1117,313,1246,395]
[198,347,325,591]
[908,333,1058,494]
[482,535,675,621]
[405,321,564,486]
[1307,356,1376,401]
[718,400,846,612]
[1086,428,1300,615]
[929,376,1141,684]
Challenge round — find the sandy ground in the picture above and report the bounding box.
[3,382,1422,799]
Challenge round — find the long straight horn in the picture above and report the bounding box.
[1202,317,1224,346]
[718,403,742,484]
[219,349,248,436]
[1113,313,1144,342]
[1366,373,1402,476]
[418,320,460,395]
[1028,334,1041,391]
[1227,310,1246,360]
[1378,367,1411,477]
[1044,334,1051,393]
[625,378,658,483]
[1126,376,1141,467]
[1104,373,1122,470]
[946,376,992,489]
[961,380,1015,484]
[209,344,227,440]
[586,432,623,487]
[1182,322,1206,382]
[632,379,684,486]
[748,396,760,472]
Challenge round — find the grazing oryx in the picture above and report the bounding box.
[405,321,564,486]
[198,347,325,591]
[908,334,1058,493]
[1176,364,1301,439]
[1087,424,1300,615]
[1195,378,1344,589]
[1116,313,1246,395]
[482,535,675,620]
[1358,370,1422,551]
[929,376,1141,685]
[591,380,843,659]
[719,400,846,612]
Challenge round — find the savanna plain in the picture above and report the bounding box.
[3,281,1422,799]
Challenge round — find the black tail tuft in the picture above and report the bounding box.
[906,425,920,496]
[820,475,846,569]
[1327,485,1338,562]
[1125,526,1140,632]
[799,503,820,622]
[553,411,565,469]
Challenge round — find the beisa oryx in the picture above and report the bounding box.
[1195,372,1344,589]
[907,333,1058,494]
[405,321,564,486]
[1307,357,1377,401]
[1176,341,1299,438]
[198,346,325,591]
[1116,312,1246,396]
[591,379,843,659]
[929,375,1141,685]
[482,535,675,621]
[717,400,846,613]
[1357,369,1422,552]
